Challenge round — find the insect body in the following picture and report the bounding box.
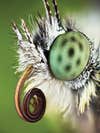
[13,0,100,124]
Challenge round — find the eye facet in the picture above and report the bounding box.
[49,31,90,80]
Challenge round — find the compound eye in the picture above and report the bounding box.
[49,31,90,81]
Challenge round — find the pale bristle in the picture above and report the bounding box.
[79,80,96,113]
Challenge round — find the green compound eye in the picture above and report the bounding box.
[49,31,90,80]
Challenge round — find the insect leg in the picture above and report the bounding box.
[12,22,23,42]
[52,0,62,27]
[42,0,52,24]
[21,19,33,44]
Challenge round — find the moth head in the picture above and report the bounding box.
[12,0,100,123]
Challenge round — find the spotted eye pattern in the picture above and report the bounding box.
[49,31,90,80]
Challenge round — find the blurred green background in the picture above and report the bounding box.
[0,0,98,133]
